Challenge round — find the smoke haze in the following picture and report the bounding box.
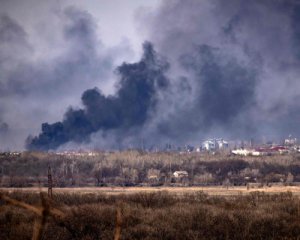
[141,0,300,143]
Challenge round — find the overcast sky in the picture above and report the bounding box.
[1,0,161,57]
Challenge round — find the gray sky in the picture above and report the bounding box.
[1,0,161,59]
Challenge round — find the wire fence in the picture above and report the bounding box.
[0,192,122,240]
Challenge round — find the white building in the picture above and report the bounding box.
[202,140,216,151]
[202,138,229,151]
[284,135,297,146]
[216,138,229,149]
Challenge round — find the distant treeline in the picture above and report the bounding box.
[1,151,300,187]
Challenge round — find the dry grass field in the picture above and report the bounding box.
[1,187,300,239]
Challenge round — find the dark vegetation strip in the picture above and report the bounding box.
[1,152,300,187]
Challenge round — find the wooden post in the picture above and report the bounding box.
[169,158,172,184]
[48,166,52,198]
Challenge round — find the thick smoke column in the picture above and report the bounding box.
[0,4,136,150]
[27,43,168,150]
[25,0,300,150]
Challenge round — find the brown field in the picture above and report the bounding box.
[2,185,300,196]
[2,187,300,239]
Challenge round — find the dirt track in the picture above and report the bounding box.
[2,186,300,196]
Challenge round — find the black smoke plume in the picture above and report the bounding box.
[0,6,133,150]
[26,42,168,150]
[20,0,300,150]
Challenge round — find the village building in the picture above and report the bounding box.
[173,171,188,178]
[284,135,297,146]
[202,138,229,151]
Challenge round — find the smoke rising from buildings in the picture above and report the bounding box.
[1,0,300,150]
[0,3,132,150]
[27,43,168,150]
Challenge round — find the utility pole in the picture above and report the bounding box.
[191,158,194,186]
[48,165,53,198]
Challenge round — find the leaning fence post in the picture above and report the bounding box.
[48,166,53,198]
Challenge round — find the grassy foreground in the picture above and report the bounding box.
[1,190,300,240]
